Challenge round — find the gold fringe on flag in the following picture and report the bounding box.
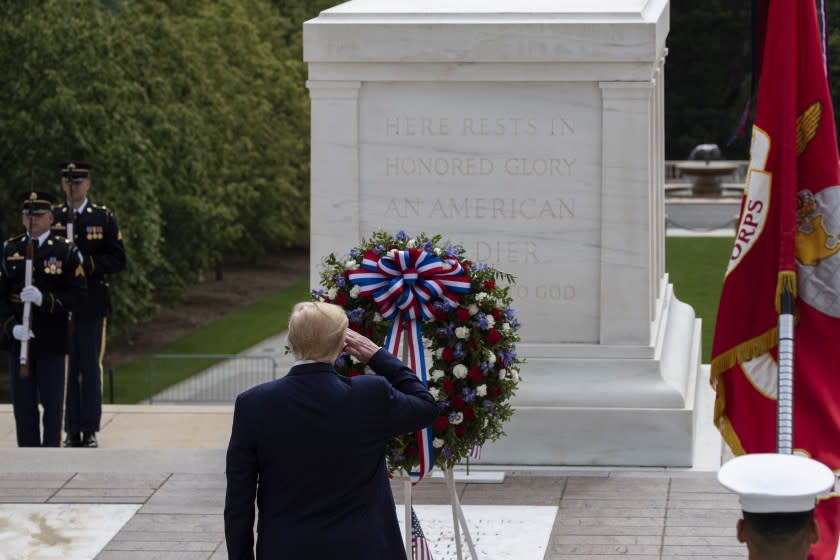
[709,326,776,458]
[713,381,746,457]
[710,327,778,381]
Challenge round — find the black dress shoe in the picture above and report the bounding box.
[64,432,82,447]
[82,432,98,448]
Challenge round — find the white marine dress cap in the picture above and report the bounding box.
[718,453,835,514]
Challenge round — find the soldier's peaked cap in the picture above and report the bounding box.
[718,453,835,514]
[19,190,57,215]
[60,161,92,179]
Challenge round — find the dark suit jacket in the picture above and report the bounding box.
[224,349,439,560]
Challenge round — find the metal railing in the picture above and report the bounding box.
[147,353,278,404]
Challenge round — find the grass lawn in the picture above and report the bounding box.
[105,278,310,403]
[665,236,734,363]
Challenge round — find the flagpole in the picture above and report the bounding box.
[404,479,413,557]
[777,287,794,454]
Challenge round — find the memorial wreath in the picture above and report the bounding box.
[314,230,522,475]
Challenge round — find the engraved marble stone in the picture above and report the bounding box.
[305,0,710,466]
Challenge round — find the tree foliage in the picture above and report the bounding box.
[0,0,330,332]
[665,1,752,160]
[667,0,840,160]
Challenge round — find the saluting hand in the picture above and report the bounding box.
[343,329,381,363]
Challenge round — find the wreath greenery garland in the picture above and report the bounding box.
[314,230,523,472]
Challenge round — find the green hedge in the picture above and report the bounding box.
[0,0,337,333]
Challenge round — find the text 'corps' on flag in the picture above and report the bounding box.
[711,1,840,558]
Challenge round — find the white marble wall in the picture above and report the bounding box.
[305,0,704,466]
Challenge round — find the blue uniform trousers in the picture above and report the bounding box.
[7,352,67,447]
[64,317,105,434]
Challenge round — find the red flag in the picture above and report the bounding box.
[711,1,840,558]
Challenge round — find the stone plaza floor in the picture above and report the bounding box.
[0,404,747,560]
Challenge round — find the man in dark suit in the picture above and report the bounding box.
[0,191,86,447]
[52,161,126,448]
[224,301,439,560]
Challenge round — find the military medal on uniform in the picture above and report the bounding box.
[43,257,62,275]
[86,225,103,240]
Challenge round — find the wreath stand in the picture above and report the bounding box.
[397,334,479,560]
[402,469,479,560]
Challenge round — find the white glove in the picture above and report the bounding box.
[12,325,34,341]
[20,285,43,307]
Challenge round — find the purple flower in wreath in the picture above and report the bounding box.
[443,244,458,257]
[334,352,349,368]
[473,262,489,271]
[504,307,516,319]
[423,240,435,252]
[349,248,361,258]
[496,347,517,367]
[441,447,453,458]
[373,244,386,255]
[462,387,476,403]
[483,401,496,414]
[473,312,490,330]
[333,274,346,288]
[510,317,521,329]
[453,342,466,360]
[347,307,365,324]
[436,321,456,338]
[437,399,451,410]
[311,288,325,298]
[480,361,493,374]
[396,230,408,242]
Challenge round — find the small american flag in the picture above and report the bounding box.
[468,445,481,460]
[411,507,433,560]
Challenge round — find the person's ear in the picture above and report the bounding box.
[736,519,747,543]
[809,517,819,544]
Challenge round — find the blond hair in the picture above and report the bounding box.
[287,301,348,363]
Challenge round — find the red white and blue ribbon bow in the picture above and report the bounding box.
[348,248,470,481]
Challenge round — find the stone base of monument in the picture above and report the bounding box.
[476,283,702,467]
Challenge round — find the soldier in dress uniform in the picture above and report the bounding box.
[53,161,126,448]
[718,453,836,560]
[0,191,86,447]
